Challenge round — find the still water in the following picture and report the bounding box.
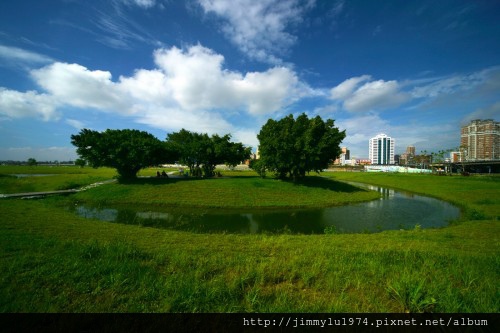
[9,174,54,178]
[72,182,461,234]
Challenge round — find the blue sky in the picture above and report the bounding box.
[0,0,499,161]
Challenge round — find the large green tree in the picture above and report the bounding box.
[71,129,171,180]
[256,113,345,181]
[27,158,38,167]
[166,129,251,177]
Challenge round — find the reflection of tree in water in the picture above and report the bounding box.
[115,209,140,226]
[115,209,255,234]
[249,209,324,234]
[117,209,194,230]
[113,208,325,234]
[186,213,253,234]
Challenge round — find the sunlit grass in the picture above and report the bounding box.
[72,174,380,208]
[0,166,116,194]
[0,168,498,312]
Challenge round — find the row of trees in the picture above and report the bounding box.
[71,113,346,182]
[71,129,251,180]
[166,129,251,177]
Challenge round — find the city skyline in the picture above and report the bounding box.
[1,0,499,161]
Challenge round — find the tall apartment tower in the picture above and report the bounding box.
[369,133,395,165]
[461,119,499,161]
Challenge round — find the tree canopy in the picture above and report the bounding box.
[166,129,251,177]
[256,113,345,181]
[71,129,171,180]
[27,158,38,166]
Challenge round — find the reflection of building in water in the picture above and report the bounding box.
[379,187,392,198]
[371,186,394,198]
[360,184,394,198]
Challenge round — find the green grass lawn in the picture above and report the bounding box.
[0,165,117,194]
[0,167,498,312]
[72,174,380,209]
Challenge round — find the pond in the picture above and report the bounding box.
[70,182,461,234]
[9,174,55,178]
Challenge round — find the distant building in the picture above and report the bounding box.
[399,153,407,165]
[406,145,416,156]
[334,147,350,165]
[357,159,371,165]
[339,147,351,165]
[450,151,462,163]
[344,158,358,166]
[369,133,395,165]
[460,119,499,161]
[340,147,350,164]
[399,145,416,166]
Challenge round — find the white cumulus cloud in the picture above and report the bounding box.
[0,88,59,120]
[32,63,130,112]
[0,44,308,137]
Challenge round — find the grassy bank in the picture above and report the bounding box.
[0,169,498,312]
[72,175,380,209]
[0,166,116,194]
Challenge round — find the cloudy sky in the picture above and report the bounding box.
[0,0,499,161]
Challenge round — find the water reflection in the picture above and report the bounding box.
[9,174,54,178]
[71,182,461,234]
[76,206,117,221]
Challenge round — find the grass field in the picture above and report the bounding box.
[0,166,498,312]
[72,174,380,209]
[0,166,116,194]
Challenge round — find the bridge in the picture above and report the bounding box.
[430,160,500,174]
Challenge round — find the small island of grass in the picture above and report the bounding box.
[72,172,381,209]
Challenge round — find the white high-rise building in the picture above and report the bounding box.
[369,133,395,165]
